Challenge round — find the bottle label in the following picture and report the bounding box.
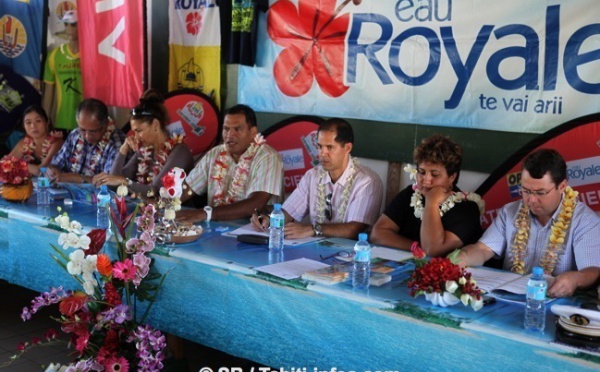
[355,250,370,262]
[526,286,547,301]
[271,216,284,228]
[98,197,110,207]
[38,177,50,187]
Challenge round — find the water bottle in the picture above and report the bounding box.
[37,167,50,205]
[97,185,111,229]
[524,266,547,332]
[352,233,371,289]
[268,203,285,252]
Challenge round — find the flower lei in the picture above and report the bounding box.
[70,123,116,176]
[21,131,63,164]
[315,157,358,223]
[404,164,485,219]
[211,133,265,206]
[135,135,184,184]
[509,186,578,275]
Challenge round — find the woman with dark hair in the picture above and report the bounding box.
[8,104,63,176]
[92,89,193,197]
[370,134,484,256]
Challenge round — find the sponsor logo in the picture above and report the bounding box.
[280,148,305,171]
[506,171,522,198]
[566,156,600,187]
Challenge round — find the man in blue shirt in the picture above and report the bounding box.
[47,98,125,184]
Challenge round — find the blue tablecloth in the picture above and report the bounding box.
[0,197,598,371]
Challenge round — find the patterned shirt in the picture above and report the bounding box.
[480,196,600,275]
[43,44,82,130]
[51,126,125,176]
[186,143,283,206]
[283,158,383,226]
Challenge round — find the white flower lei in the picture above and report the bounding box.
[70,122,116,176]
[211,133,265,206]
[405,164,485,219]
[315,157,358,223]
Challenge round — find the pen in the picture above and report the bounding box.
[254,208,264,223]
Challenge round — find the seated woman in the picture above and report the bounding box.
[370,134,483,256]
[8,104,63,176]
[92,89,194,196]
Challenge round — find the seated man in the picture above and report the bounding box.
[47,98,125,184]
[457,149,600,298]
[370,134,483,256]
[177,104,284,222]
[252,118,383,240]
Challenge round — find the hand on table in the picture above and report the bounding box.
[283,222,314,239]
[176,209,206,223]
[92,173,126,187]
[548,272,578,298]
[46,166,60,185]
[250,211,269,231]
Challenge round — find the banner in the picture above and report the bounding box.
[476,114,600,229]
[239,0,600,134]
[78,1,144,108]
[0,0,44,79]
[168,0,221,107]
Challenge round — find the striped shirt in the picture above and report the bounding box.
[480,197,600,275]
[283,158,383,226]
[186,143,283,206]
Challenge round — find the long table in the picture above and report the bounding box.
[0,197,599,371]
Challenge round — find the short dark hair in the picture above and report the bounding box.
[130,89,169,129]
[318,118,354,145]
[77,98,109,126]
[21,104,51,131]
[224,104,257,128]
[523,148,566,186]
[413,134,463,186]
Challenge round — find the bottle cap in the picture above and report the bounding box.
[273,203,282,210]
[358,232,368,241]
[40,167,47,173]
[100,185,108,191]
[532,266,544,275]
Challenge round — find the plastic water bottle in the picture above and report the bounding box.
[37,167,50,205]
[524,266,547,332]
[97,185,111,229]
[268,203,285,252]
[352,233,371,289]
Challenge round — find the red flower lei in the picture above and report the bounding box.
[21,131,63,164]
[135,135,184,184]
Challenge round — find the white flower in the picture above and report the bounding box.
[55,215,70,230]
[67,249,85,275]
[254,133,266,145]
[164,208,176,221]
[59,232,81,250]
[458,276,467,285]
[116,184,128,197]
[460,293,471,306]
[82,278,97,296]
[403,164,418,180]
[76,235,91,250]
[69,221,82,234]
[445,280,458,293]
[471,296,484,311]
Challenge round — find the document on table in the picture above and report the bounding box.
[372,246,413,262]
[255,258,329,280]
[468,267,556,304]
[223,223,325,246]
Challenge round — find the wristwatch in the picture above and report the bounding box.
[204,206,213,222]
[313,223,323,237]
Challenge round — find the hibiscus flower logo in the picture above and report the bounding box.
[267,0,356,98]
[186,11,203,36]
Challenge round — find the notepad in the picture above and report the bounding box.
[468,267,556,304]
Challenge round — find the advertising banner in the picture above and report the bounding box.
[476,114,600,229]
[168,0,221,107]
[239,0,600,133]
[78,0,144,108]
[0,0,44,80]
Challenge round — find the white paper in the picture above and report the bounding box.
[371,246,413,262]
[223,223,325,246]
[468,267,555,295]
[255,258,329,280]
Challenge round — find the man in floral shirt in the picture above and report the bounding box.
[48,98,125,184]
[177,104,284,222]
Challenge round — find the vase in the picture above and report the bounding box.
[2,180,33,202]
[425,291,461,307]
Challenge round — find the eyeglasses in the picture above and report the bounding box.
[325,193,333,221]
[319,250,354,261]
[518,186,556,198]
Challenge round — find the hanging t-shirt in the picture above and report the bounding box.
[43,43,82,131]
[226,0,267,66]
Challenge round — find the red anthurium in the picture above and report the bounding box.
[86,228,107,256]
[59,292,88,317]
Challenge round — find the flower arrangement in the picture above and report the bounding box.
[13,191,169,371]
[407,243,484,311]
[0,155,30,185]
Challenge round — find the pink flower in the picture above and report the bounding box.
[113,259,137,282]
